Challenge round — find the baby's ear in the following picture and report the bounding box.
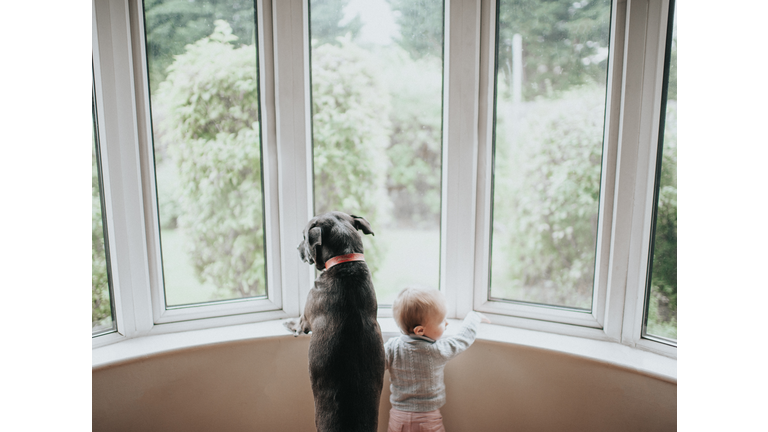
[349,215,374,236]
[413,325,425,336]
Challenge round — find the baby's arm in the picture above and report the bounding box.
[435,311,487,360]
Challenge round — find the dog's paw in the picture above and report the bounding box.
[283,319,300,336]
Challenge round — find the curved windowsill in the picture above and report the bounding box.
[92,318,676,383]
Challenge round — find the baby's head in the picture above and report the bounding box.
[392,287,448,340]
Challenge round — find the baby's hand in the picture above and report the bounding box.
[476,312,491,324]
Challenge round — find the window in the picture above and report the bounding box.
[91,0,676,359]
[92,85,115,336]
[143,0,268,307]
[644,0,677,342]
[309,0,445,304]
[488,0,612,311]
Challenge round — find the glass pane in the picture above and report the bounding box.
[309,0,444,304]
[489,0,612,309]
[143,0,266,306]
[93,94,115,335]
[645,2,676,341]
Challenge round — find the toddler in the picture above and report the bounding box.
[384,287,490,432]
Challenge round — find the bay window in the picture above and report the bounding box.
[92,83,116,336]
[644,0,676,343]
[309,0,445,305]
[92,0,677,359]
[143,0,271,309]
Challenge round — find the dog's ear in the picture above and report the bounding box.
[308,226,324,269]
[349,215,374,236]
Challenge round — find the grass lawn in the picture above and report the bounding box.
[366,227,441,305]
[161,228,220,306]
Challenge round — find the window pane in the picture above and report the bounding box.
[309,0,444,304]
[143,1,267,306]
[93,94,115,335]
[489,0,612,309]
[645,2,676,341]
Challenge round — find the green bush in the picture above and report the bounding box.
[311,36,393,271]
[380,46,442,228]
[92,137,111,327]
[647,101,677,338]
[492,87,605,308]
[156,21,266,299]
[154,24,392,297]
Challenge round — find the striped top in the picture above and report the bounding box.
[384,311,482,412]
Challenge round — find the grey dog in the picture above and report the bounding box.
[287,211,385,432]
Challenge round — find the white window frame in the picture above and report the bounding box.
[92,0,676,359]
[468,0,675,357]
[131,0,290,329]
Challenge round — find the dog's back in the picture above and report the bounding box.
[308,262,384,432]
[293,212,385,431]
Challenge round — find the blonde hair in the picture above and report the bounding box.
[392,287,447,334]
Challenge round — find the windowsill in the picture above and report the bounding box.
[92,318,676,383]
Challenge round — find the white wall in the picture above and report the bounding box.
[93,337,676,431]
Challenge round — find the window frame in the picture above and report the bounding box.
[470,0,676,357]
[471,0,621,338]
[132,0,288,327]
[92,0,676,359]
[92,72,118,338]
[638,0,678,353]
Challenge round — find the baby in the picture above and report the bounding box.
[384,287,490,432]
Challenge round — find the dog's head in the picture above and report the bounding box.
[297,211,374,271]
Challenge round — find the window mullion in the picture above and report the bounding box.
[274,0,314,316]
[613,0,673,353]
[443,0,483,319]
[594,0,628,341]
[93,0,155,341]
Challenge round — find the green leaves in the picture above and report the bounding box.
[155,22,265,299]
[311,37,392,271]
[493,87,605,308]
[92,135,111,327]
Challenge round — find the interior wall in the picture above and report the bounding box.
[93,337,676,431]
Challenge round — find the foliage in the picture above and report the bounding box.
[152,22,392,297]
[102,0,674,330]
[497,0,612,101]
[143,0,257,94]
[492,87,605,308]
[312,36,393,271]
[155,21,266,299]
[92,132,112,327]
[647,101,677,338]
[388,0,444,60]
[380,46,443,227]
[310,0,362,46]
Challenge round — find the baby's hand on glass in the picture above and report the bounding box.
[476,312,491,324]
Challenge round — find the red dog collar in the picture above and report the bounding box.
[325,253,365,270]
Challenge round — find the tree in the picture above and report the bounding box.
[311,36,392,271]
[92,125,111,326]
[497,0,611,100]
[647,101,677,337]
[492,88,605,308]
[143,0,258,95]
[388,0,443,60]
[381,47,443,228]
[310,0,362,46]
[156,21,266,299]
[154,23,391,297]
[390,0,611,100]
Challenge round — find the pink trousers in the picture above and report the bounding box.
[387,408,446,432]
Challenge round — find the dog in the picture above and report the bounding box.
[286,211,385,432]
